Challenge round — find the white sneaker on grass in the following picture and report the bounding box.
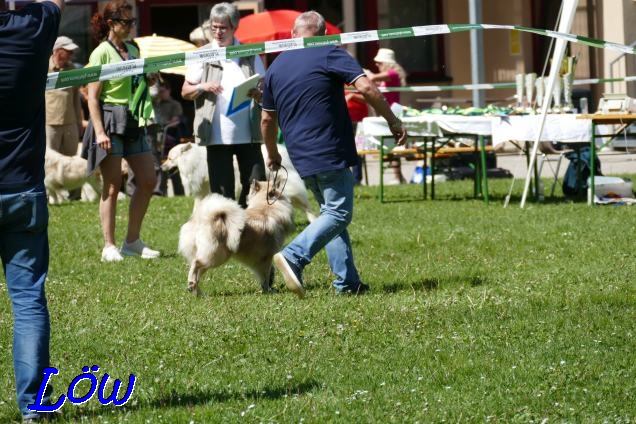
[121,239,160,259]
[273,252,305,298]
[101,245,123,262]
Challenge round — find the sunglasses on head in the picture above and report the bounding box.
[112,18,136,26]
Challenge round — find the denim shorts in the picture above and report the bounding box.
[110,133,151,157]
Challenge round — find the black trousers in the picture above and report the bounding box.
[206,143,265,208]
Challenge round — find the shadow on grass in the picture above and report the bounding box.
[372,198,427,204]
[149,379,321,408]
[490,193,584,204]
[191,285,290,298]
[379,275,488,293]
[426,193,585,204]
[381,278,440,293]
[62,380,321,421]
[469,276,487,286]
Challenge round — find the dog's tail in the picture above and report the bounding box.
[197,193,246,252]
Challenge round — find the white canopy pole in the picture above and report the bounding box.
[520,0,579,208]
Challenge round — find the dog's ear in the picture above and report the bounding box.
[182,143,193,152]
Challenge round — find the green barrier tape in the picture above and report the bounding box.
[46,23,636,90]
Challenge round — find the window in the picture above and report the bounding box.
[375,0,445,82]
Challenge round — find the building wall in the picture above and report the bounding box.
[59,0,634,108]
[600,0,636,97]
[626,0,636,97]
[439,0,531,106]
[436,0,606,108]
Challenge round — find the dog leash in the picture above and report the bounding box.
[267,165,288,205]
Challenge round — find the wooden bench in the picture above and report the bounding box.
[358,144,494,202]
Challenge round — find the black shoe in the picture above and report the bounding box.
[22,411,61,422]
[356,282,370,294]
[336,282,370,296]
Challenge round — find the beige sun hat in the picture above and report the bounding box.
[189,22,214,46]
[373,48,396,64]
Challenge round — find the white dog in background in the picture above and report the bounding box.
[162,142,317,221]
[44,147,101,204]
[161,143,209,199]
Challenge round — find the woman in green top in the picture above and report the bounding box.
[85,0,159,262]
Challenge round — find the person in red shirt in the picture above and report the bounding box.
[345,88,368,184]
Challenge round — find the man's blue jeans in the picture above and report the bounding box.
[0,184,52,418]
[282,168,361,291]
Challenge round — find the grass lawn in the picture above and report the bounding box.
[1,177,635,423]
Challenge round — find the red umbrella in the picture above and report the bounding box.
[235,9,341,44]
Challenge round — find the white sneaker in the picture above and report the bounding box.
[121,239,160,259]
[101,245,123,262]
[273,253,305,298]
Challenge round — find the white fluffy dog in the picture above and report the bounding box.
[44,147,101,204]
[161,143,209,199]
[178,180,295,296]
[162,142,317,221]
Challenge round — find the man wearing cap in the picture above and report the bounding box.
[46,36,84,160]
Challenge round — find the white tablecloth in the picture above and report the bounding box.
[360,116,440,138]
[490,114,592,145]
[361,114,592,147]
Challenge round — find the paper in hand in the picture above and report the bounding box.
[226,73,261,116]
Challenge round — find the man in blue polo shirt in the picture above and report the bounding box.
[0,0,64,420]
[261,10,407,297]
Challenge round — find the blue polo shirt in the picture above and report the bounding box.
[0,2,60,189]
[262,45,365,178]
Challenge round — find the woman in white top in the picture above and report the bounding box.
[182,2,265,207]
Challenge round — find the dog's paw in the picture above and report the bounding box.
[261,286,278,294]
[187,283,202,297]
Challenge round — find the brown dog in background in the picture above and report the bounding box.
[44,147,101,204]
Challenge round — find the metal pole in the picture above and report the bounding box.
[469,0,485,108]
[342,0,356,57]
[520,0,579,208]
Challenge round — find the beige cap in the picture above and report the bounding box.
[53,36,79,51]
[373,48,396,64]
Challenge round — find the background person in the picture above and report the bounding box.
[152,79,185,196]
[261,11,407,297]
[365,48,407,184]
[46,35,84,200]
[181,2,265,208]
[345,86,369,185]
[0,0,64,420]
[154,80,185,155]
[83,0,160,262]
[46,36,83,157]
